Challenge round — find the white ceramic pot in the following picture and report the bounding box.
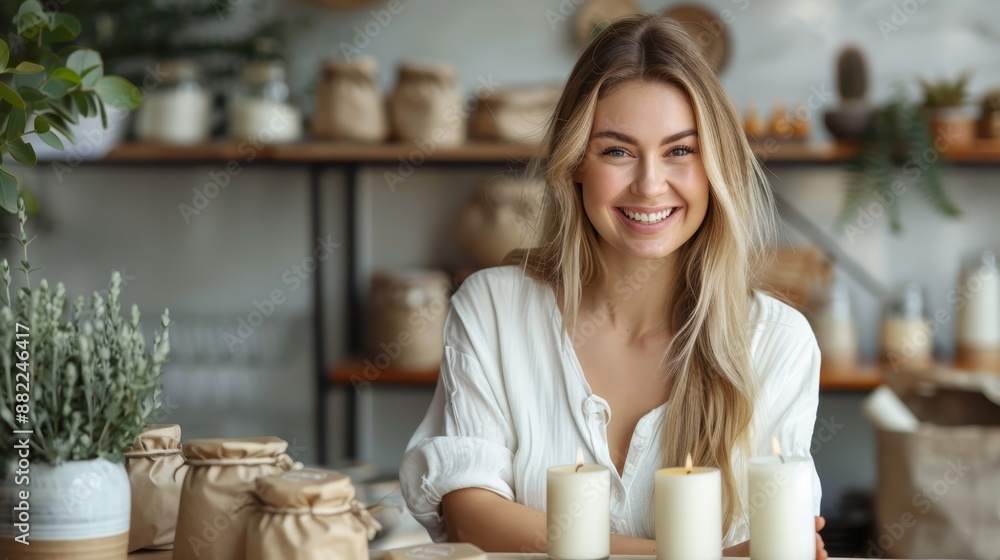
[0,458,131,558]
[28,106,131,162]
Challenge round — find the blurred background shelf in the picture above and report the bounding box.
[332,359,886,391]
[105,140,1000,164]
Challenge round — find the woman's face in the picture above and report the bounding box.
[573,80,710,262]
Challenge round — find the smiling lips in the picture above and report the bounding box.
[618,207,678,225]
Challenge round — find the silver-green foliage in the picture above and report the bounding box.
[0,199,169,469]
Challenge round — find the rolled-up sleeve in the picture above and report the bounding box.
[399,301,516,542]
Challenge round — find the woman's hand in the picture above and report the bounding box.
[816,516,828,560]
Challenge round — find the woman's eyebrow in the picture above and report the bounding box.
[592,128,698,145]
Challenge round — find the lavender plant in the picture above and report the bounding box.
[0,198,170,470]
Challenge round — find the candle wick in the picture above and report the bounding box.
[575,463,583,473]
[778,454,785,464]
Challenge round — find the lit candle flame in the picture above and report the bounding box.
[575,447,584,472]
[771,436,786,464]
[684,453,693,474]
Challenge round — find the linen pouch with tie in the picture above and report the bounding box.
[172,437,301,560]
[246,469,380,560]
[124,424,188,552]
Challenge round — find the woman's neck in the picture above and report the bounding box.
[582,242,678,341]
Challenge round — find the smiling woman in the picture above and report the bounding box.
[400,13,827,559]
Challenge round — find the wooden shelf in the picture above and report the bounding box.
[104,139,1000,165]
[330,360,439,387]
[820,363,884,391]
[332,359,885,391]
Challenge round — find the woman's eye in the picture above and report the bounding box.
[668,145,696,157]
[601,147,629,158]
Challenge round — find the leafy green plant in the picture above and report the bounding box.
[839,95,961,233]
[0,0,142,214]
[919,73,970,108]
[0,199,170,470]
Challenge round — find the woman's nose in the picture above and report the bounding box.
[631,156,672,199]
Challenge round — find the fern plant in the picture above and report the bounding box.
[919,73,970,108]
[0,198,170,472]
[839,95,961,233]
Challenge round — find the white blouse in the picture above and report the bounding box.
[399,265,822,548]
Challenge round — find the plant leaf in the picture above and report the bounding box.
[0,39,9,71]
[40,13,81,44]
[7,138,36,166]
[66,49,103,89]
[71,90,89,116]
[1,62,44,75]
[33,114,50,134]
[5,107,25,140]
[39,67,82,100]
[94,76,141,110]
[0,81,25,110]
[37,130,63,151]
[15,0,49,37]
[0,167,18,213]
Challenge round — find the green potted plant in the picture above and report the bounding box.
[824,45,872,142]
[0,200,171,558]
[838,94,962,234]
[979,89,1000,139]
[1,1,142,194]
[919,72,976,150]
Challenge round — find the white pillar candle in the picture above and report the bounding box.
[748,439,814,560]
[546,449,610,560]
[654,454,722,560]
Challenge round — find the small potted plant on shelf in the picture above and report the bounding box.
[919,72,976,150]
[838,94,962,234]
[979,89,1000,139]
[824,45,872,143]
[0,200,171,558]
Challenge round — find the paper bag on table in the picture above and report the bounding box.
[172,437,301,560]
[124,424,188,552]
[871,368,1000,560]
[246,468,380,560]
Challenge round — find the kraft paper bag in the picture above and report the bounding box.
[172,437,302,560]
[246,469,380,560]
[312,56,388,143]
[388,60,465,147]
[872,368,1000,560]
[125,424,188,552]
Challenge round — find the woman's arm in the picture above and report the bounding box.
[443,489,828,559]
[442,488,655,554]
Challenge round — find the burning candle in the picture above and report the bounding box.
[748,437,815,560]
[654,453,722,560]
[546,448,611,560]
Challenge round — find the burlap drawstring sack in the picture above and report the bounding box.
[124,424,188,552]
[389,60,465,147]
[469,85,560,145]
[172,437,302,560]
[246,469,380,560]
[312,56,388,142]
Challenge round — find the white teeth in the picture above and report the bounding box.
[621,208,674,224]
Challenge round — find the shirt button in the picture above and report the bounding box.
[615,490,624,501]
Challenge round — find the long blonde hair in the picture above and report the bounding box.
[509,14,777,536]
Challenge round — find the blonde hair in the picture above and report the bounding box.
[509,14,777,537]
